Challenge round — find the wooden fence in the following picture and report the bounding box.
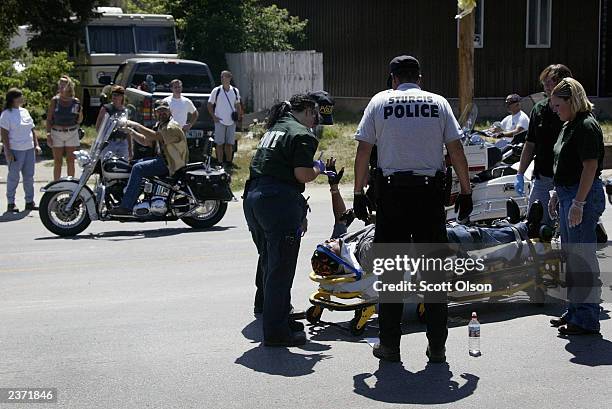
[225,51,324,112]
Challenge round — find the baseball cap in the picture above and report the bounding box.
[154,99,170,110]
[389,55,420,74]
[505,94,521,104]
[307,90,335,125]
[387,55,420,88]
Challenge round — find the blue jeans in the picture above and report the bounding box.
[243,177,307,340]
[556,179,605,332]
[6,148,35,205]
[120,157,168,209]
[529,175,554,226]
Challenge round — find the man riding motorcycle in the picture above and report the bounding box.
[110,99,188,216]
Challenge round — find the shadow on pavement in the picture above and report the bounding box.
[308,302,567,342]
[561,334,612,366]
[236,318,333,377]
[353,361,479,404]
[0,210,31,223]
[34,225,235,241]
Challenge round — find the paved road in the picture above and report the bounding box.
[0,182,611,409]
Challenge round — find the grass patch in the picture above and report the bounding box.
[228,121,360,191]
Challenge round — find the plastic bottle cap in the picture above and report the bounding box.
[471,312,477,318]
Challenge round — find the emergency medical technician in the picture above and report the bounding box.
[353,55,472,363]
[516,64,573,226]
[243,93,332,347]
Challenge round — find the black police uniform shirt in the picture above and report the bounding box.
[526,98,564,178]
[553,111,604,187]
[249,113,318,192]
[355,83,462,177]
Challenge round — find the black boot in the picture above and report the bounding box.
[506,198,521,224]
[527,200,544,237]
[7,204,19,213]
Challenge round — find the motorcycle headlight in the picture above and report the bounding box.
[74,150,91,168]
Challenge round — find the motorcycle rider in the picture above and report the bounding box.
[110,100,188,215]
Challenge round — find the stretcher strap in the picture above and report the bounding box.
[316,245,363,280]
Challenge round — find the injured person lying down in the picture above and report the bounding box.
[312,159,547,278]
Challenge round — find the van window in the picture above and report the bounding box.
[130,62,214,93]
[88,26,134,54]
[135,27,176,54]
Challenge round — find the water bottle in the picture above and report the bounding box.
[468,312,481,357]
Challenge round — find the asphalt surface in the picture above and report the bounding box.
[1,179,611,409]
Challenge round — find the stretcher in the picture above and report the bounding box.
[307,233,566,335]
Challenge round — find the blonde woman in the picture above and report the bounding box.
[549,78,605,335]
[46,76,82,180]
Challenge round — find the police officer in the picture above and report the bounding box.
[353,55,472,363]
[244,93,332,347]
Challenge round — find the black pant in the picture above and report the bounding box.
[374,175,449,351]
[243,177,307,340]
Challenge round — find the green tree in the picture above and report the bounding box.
[126,0,177,14]
[179,0,307,77]
[0,0,106,52]
[0,50,76,122]
[242,3,307,51]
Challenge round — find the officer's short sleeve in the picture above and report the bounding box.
[578,119,603,161]
[355,98,377,145]
[441,99,462,143]
[292,133,318,168]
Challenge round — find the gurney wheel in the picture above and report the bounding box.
[306,305,323,324]
[416,303,426,324]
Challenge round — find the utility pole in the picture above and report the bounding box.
[457,5,475,116]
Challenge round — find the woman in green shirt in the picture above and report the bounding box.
[549,78,605,335]
[243,93,331,347]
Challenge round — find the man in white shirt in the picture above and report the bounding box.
[207,70,243,166]
[163,79,199,133]
[492,94,530,148]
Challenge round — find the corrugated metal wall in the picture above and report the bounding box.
[268,0,600,98]
[225,51,324,111]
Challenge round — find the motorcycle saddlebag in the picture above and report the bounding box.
[185,168,233,201]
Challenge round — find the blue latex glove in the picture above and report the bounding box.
[514,173,525,196]
[313,159,326,173]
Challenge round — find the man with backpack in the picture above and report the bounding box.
[208,70,243,167]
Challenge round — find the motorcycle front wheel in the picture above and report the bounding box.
[39,191,91,236]
[181,200,227,229]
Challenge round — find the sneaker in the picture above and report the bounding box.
[109,207,132,216]
[7,204,19,213]
[25,202,38,211]
[426,345,446,363]
[264,332,307,347]
[372,343,401,362]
